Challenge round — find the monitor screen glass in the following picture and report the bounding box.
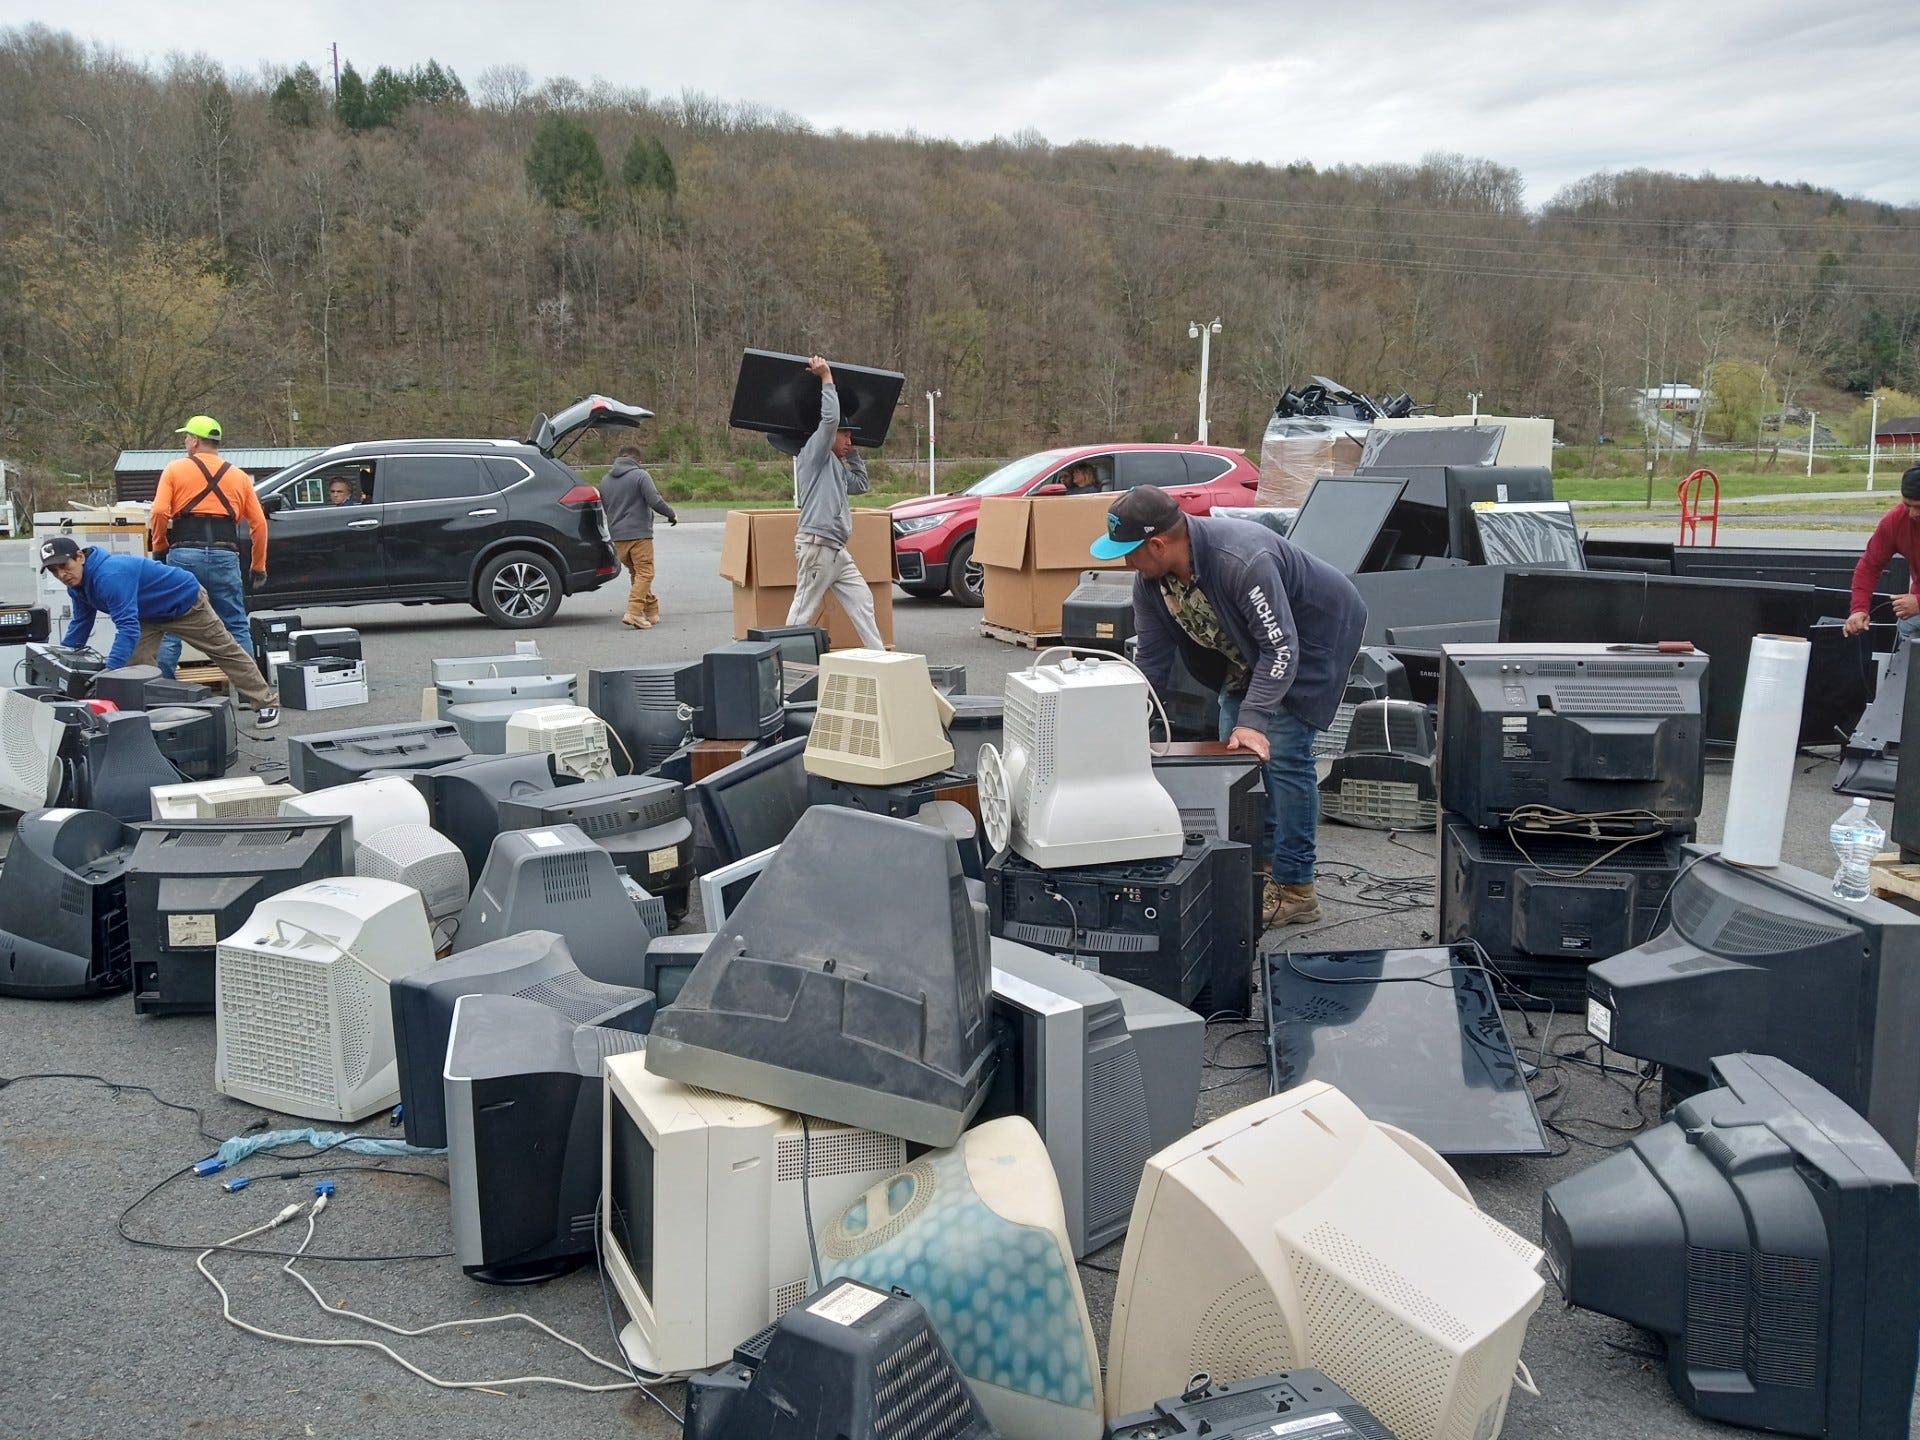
[1286,477,1407,573]
[607,1103,655,1299]
[1472,502,1584,569]
[707,747,807,857]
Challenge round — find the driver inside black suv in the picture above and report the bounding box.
[326,477,359,506]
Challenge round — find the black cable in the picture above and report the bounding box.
[0,1070,245,1145]
[799,1115,823,1291]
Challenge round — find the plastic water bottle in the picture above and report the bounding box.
[1830,798,1883,902]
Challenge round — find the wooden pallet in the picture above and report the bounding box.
[979,622,1063,649]
[1870,851,1920,908]
[174,662,232,697]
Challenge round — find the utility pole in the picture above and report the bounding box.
[1868,392,1882,491]
[286,379,297,445]
[1468,391,1483,418]
[926,389,941,496]
[1188,318,1221,446]
[331,43,339,101]
[1807,411,1816,478]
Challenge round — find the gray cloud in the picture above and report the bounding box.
[3,0,1913,205]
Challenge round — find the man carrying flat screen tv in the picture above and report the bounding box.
[1093,486,1365,928]
[787,355,885,651]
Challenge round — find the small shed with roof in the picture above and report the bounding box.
[113,446,325,503]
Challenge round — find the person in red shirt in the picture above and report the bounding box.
[1844,465,1920,640]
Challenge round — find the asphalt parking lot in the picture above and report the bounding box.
[0,520,1911,1439]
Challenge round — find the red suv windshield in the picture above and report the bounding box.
[963,450,1073,497]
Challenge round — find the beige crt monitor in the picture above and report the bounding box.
[601,1052,906,1377]
[1105,1082,1546,1440]
[804,648,955,785]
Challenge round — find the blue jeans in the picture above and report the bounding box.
[157,546,251,677]
[1218,692,1321,886]
[1899,613,1920,642]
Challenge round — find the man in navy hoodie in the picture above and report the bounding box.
[1093,487,1366,928]
[38,536,280,728]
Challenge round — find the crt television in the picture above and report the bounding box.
[1543,1053,1919,1439]
[1586,847,1920,1167]
[679,642,784,741]
[0,807,136,998]
[601,1051,906,1376]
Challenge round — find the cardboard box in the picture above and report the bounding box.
[1256,433,1363,508]
[974,493,1125,636]
[718,509,895,650]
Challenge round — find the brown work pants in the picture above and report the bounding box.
[128,591,277,709]
[617,538,660,624]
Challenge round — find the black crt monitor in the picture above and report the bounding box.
[681,642,784,741]
[453,824,654,988]
[1284,476,1407,574]
[688,735,810,866]
[1542,1053,1920,1439]
[0,808,136,998]
[92,665,165,711]
[1264,945,1550,1156]
[1586,847,1920,1168]
[495,773,693,915]
[124,817,353,1015]
[728,348,905,452]
[643,933,710,1009]
[1437,643,1707,828]
[745,625,830,667]
[389,930,654,1149]
[416,751,571,886]
[587,662,699,772]
[147,706,227,782]
[444,993,649,1284]
[78,711,184,822]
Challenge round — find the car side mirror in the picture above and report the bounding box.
[1034,483,1067,496]
[262,493,288,514]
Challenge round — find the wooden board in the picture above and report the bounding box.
[173,662,231,697]
[979,621,1063,649]
[1870,851,1920,907]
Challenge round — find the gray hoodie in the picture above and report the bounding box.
[600,456,676,541]
[794,383,867,547]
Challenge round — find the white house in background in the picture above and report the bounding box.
[1641,384,1704,411]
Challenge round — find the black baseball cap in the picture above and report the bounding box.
[38,536,81,572]
[1090,486,1181,559]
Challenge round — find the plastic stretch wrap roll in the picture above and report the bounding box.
[1720,634,1809,868]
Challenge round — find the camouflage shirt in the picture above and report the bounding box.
[1158,574,1252,695]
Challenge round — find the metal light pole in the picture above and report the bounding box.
[1468,390,1483,418]
[1188,318,1221,445]
[1807,411,1816,478]
[926,389,941,495]
[1867,392,1882,491]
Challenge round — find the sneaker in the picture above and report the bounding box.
[255,705,280,730]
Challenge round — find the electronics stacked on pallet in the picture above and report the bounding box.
[1434,642,1707,1006]
[977,650,1257,1020]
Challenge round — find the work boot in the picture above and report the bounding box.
[1263,880,1321,927]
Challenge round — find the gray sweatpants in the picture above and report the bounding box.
[787,539,884,650]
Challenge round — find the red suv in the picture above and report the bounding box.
[889,444,1260,604]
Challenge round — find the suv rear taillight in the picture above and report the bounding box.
[559,485,601,508]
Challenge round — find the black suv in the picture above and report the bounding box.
[251,397,646,627]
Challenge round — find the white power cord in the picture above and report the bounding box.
[195,1191,657,1395]
[1030,644,1175,754]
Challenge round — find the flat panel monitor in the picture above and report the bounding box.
[446,994,650,1283]
[1586,847,1920,1167]
[391,929,655,1148]
[1471,500,1583,570]
[0,807,136,998]
[728,348,904,451]
[688,735,810,866]
[697,847,777,930]
[1442,465,1554,560]
[646,805,997,1147]
[1542,1053,1919,1439]
[125,817,353,1015]
[1264,945,1550,1156]
[981,942,1202,1258]
[1438,642,1707,827]
[1284,477,1406,574]
[601,1052,907,1375]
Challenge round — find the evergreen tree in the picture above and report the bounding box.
[622,135,676,197]
[269,64,325,128]
[334,62,372,130]
[527,114,605,210]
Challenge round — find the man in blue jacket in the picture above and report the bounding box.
[1092,487,1366,928]
[39,536,280,728]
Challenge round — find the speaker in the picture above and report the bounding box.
[727,348,904,452]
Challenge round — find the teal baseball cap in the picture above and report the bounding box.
[1090,486,1181,559]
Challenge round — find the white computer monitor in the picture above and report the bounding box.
[151,776,300,820]
[278,775,428,849]
[600,1051,906,1377]
[803,648,955,784]
[1104,1082,1546,1440]
[214,877,437,1122]
[0,688,60,814]
[505,703,615,782]
[696,845,778,929]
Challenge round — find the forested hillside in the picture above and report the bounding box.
[2,24,1916,492]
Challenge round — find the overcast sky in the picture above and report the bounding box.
[6,0,1916,208]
